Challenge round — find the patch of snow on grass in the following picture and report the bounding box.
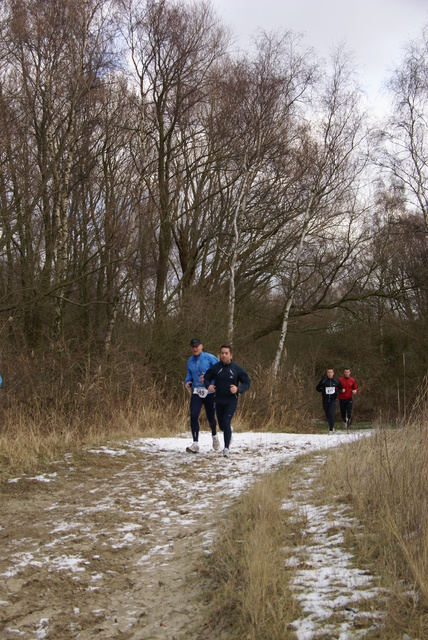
[284,457,383,639]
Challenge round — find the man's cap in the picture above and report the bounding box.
[190,338,202,347]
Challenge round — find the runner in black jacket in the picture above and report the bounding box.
[204,344,250,457]
[316,368,343,434]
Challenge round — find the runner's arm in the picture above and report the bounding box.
[316,379,325,393]
[237,366,250,394]
[203,365,216,389]
[185,360,193,386]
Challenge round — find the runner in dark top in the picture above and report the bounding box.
[204,344,250,458]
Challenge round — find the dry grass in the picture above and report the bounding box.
[0,351,313,481]
[240,365,313,433]
[320,422,428,638]
[202,420,428,639]
[202,465,305,640]
[0,383,188,482]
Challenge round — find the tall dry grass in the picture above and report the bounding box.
[321,421,428,637]
[202,466,304,640]
[0,350,315,482]
[0,370,189,481]
[240,364,312,433]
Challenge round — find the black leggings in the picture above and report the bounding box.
[216,402,237,449]
[322,400,337,431]
[340,399,353,424]
[190,393,216,441]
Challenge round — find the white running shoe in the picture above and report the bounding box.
[186,442,199,453]
[212,434,220,451]
[223,448,230,458]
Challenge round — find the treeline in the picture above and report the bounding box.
[0,0,427,423]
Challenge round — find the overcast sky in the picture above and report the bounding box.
[211,0,428,116]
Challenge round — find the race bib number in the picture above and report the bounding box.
[325,386,335,395]
[193,387,208,398]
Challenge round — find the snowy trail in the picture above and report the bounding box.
[0,431,380,639]
[282,455,383,638]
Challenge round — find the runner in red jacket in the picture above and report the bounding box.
[338,368,358,431]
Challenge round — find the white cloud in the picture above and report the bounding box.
[212,0,428,113]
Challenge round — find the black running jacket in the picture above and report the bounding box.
[203,361,250,405]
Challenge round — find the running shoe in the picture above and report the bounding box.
[186,442,199,453]
[212,434,220,451]
[223,448,230,458]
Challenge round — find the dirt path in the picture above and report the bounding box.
[0,432,371,639]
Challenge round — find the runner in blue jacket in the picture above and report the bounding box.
[185,338,219,453]
[203,344,250,458]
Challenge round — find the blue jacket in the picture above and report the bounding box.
[185,351,218,389]
[203,361,250,404]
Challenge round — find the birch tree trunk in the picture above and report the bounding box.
[272,196,313,378]
[52,148,74,347]
[227,211,238,344]
[227,168,253,344]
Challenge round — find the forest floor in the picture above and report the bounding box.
[0,431,382,639]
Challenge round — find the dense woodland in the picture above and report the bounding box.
[1,0,428,426]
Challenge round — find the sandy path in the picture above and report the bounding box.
[0,431,370,639]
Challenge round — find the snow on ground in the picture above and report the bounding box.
[282,455,383,638]
[0,429,382,639]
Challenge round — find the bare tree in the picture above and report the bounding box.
[268,48,371,376]
[203,31,316,343]
[121,0,229,335]
[382,24,428,230]
[0,0,118,347]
